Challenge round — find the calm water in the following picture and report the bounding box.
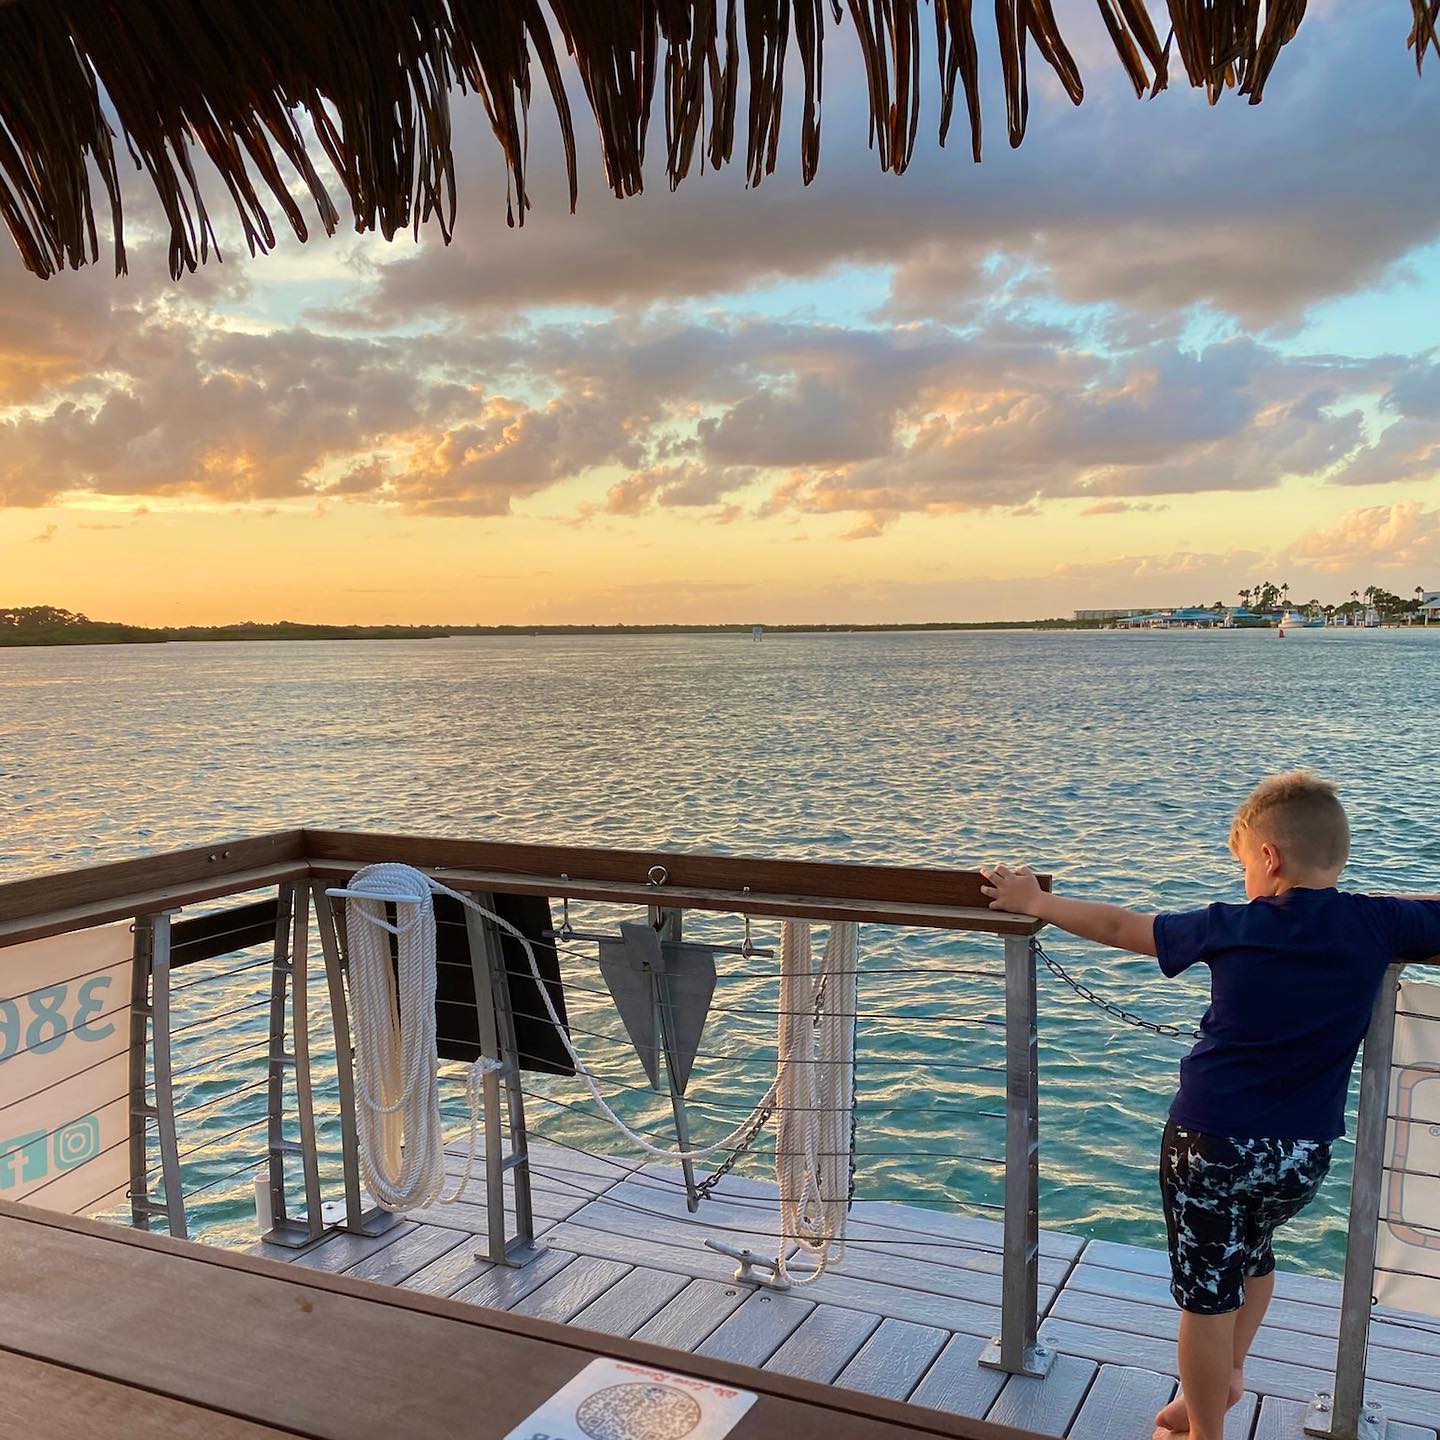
[4,629,1438,1274]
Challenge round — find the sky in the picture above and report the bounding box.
[2,1,1439,626]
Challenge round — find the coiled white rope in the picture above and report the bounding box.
[342,862,858,1271]
[342,863,490,1212]
[774,919,858,1285]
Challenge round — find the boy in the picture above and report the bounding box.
[980,771,1440,1440]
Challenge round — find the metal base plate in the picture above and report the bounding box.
[333,1202,402,1238]
[978,1338,1057,1378]
[260,1216,328,1250]
[1303,1394,1386,1440]
[482,1239,548,1269]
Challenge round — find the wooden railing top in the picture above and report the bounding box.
[0,830,1049,948]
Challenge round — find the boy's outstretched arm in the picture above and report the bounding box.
[980,864,1158,958]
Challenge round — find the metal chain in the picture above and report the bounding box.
[1033,939,1202,1041]
[693,951,841,1204]
[693,1092,777,1202]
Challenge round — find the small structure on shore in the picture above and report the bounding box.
[1115,608,1224,629]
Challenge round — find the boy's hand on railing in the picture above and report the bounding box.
[982,870,1159,956]
[980,864,1044,914]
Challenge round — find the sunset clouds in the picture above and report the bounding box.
[1,2,1437,624]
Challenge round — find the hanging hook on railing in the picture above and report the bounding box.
[741,887,756,959]
[558,875,574,941]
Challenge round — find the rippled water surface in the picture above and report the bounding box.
[4,629,1439,1274]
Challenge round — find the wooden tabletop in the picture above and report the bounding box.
[1,1200,1047,1440]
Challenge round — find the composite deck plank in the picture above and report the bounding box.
[342,1224,469,1287]
[1060,1261,1440,1364]
[641,1162,1083,1261]
[835,1317,950,1401]
[607,1176,1064,1308]
[908,1333,1009,1418]
[243,1218,411,1269]
[1254,1398,1434,1440]
[696,1290,816,1367]
[986,1354,1098,1437]
[569,1266,692,1337]
[1227,1393,1260,1440]
[277,1221,418,1274]
[1036,1317,1440,1429]
[1047,1289,1440,1394]
[1081,1242,1341,1309]
[509,1254,633,1324]
[451,1246,577,1310]
[0,1347,290,1440]
[1065,1364,1175,1440]
[764,1305,883,1383]
[632,1278,751,1351]
[397,1238,495,1297]
[636,1165,1075,1282]
[1063,1264,1343,1340]
[548,1199,1007,1335]
[1254,1395,1312,1440]
[443,1147,626,1203]
[406,1187,584,1229]
[447,1138,631,1186]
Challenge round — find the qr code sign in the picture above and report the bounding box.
[576,1383,702,1439]
[504,1357,756,1440]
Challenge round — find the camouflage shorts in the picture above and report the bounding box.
[1159,1116,1332,1315]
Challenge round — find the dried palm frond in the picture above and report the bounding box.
[846,0,921,173]
[1409,0,1440,69]
[0,0,1429,281]
[450,0,577,222]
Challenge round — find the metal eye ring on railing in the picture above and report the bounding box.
[558,876,575,940]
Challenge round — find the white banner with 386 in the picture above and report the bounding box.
[1,924,133,1215]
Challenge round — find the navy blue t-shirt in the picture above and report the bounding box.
[1154,888,1440,1141]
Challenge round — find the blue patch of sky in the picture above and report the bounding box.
[1272,242,1440,363]
[687,264,893,327]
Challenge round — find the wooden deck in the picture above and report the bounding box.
[250,1139,1440,1440]
[0,1199,1047,1440]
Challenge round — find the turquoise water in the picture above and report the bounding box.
[3,629,1438,1274]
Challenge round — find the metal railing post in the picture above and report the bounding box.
[1305,964,1401,1440]
[260,882,327,1247]
[310,883,397,1237]
[981,933,1053,1376]
[128,911,187,1238]
[463,894,543,1268]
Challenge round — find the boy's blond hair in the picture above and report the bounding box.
[1229,770,1350,871]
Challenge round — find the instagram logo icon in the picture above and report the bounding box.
[54,1115,101,1170]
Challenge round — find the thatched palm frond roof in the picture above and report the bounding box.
[0,0,1435,281]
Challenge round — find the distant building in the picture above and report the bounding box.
[1332,605,1381,627]
[1073,608,1149,621]
[1116,608,1224,629]
[1420,590,1440,622]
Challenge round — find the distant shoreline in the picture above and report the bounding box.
[1,618,1092,648]
[4,616,1433,649]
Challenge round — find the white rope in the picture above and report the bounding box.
[341,862,859,1274]
[774,919,858,1285]
[342,863,490,1212]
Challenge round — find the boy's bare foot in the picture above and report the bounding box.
[1154,1371,1245,1435]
